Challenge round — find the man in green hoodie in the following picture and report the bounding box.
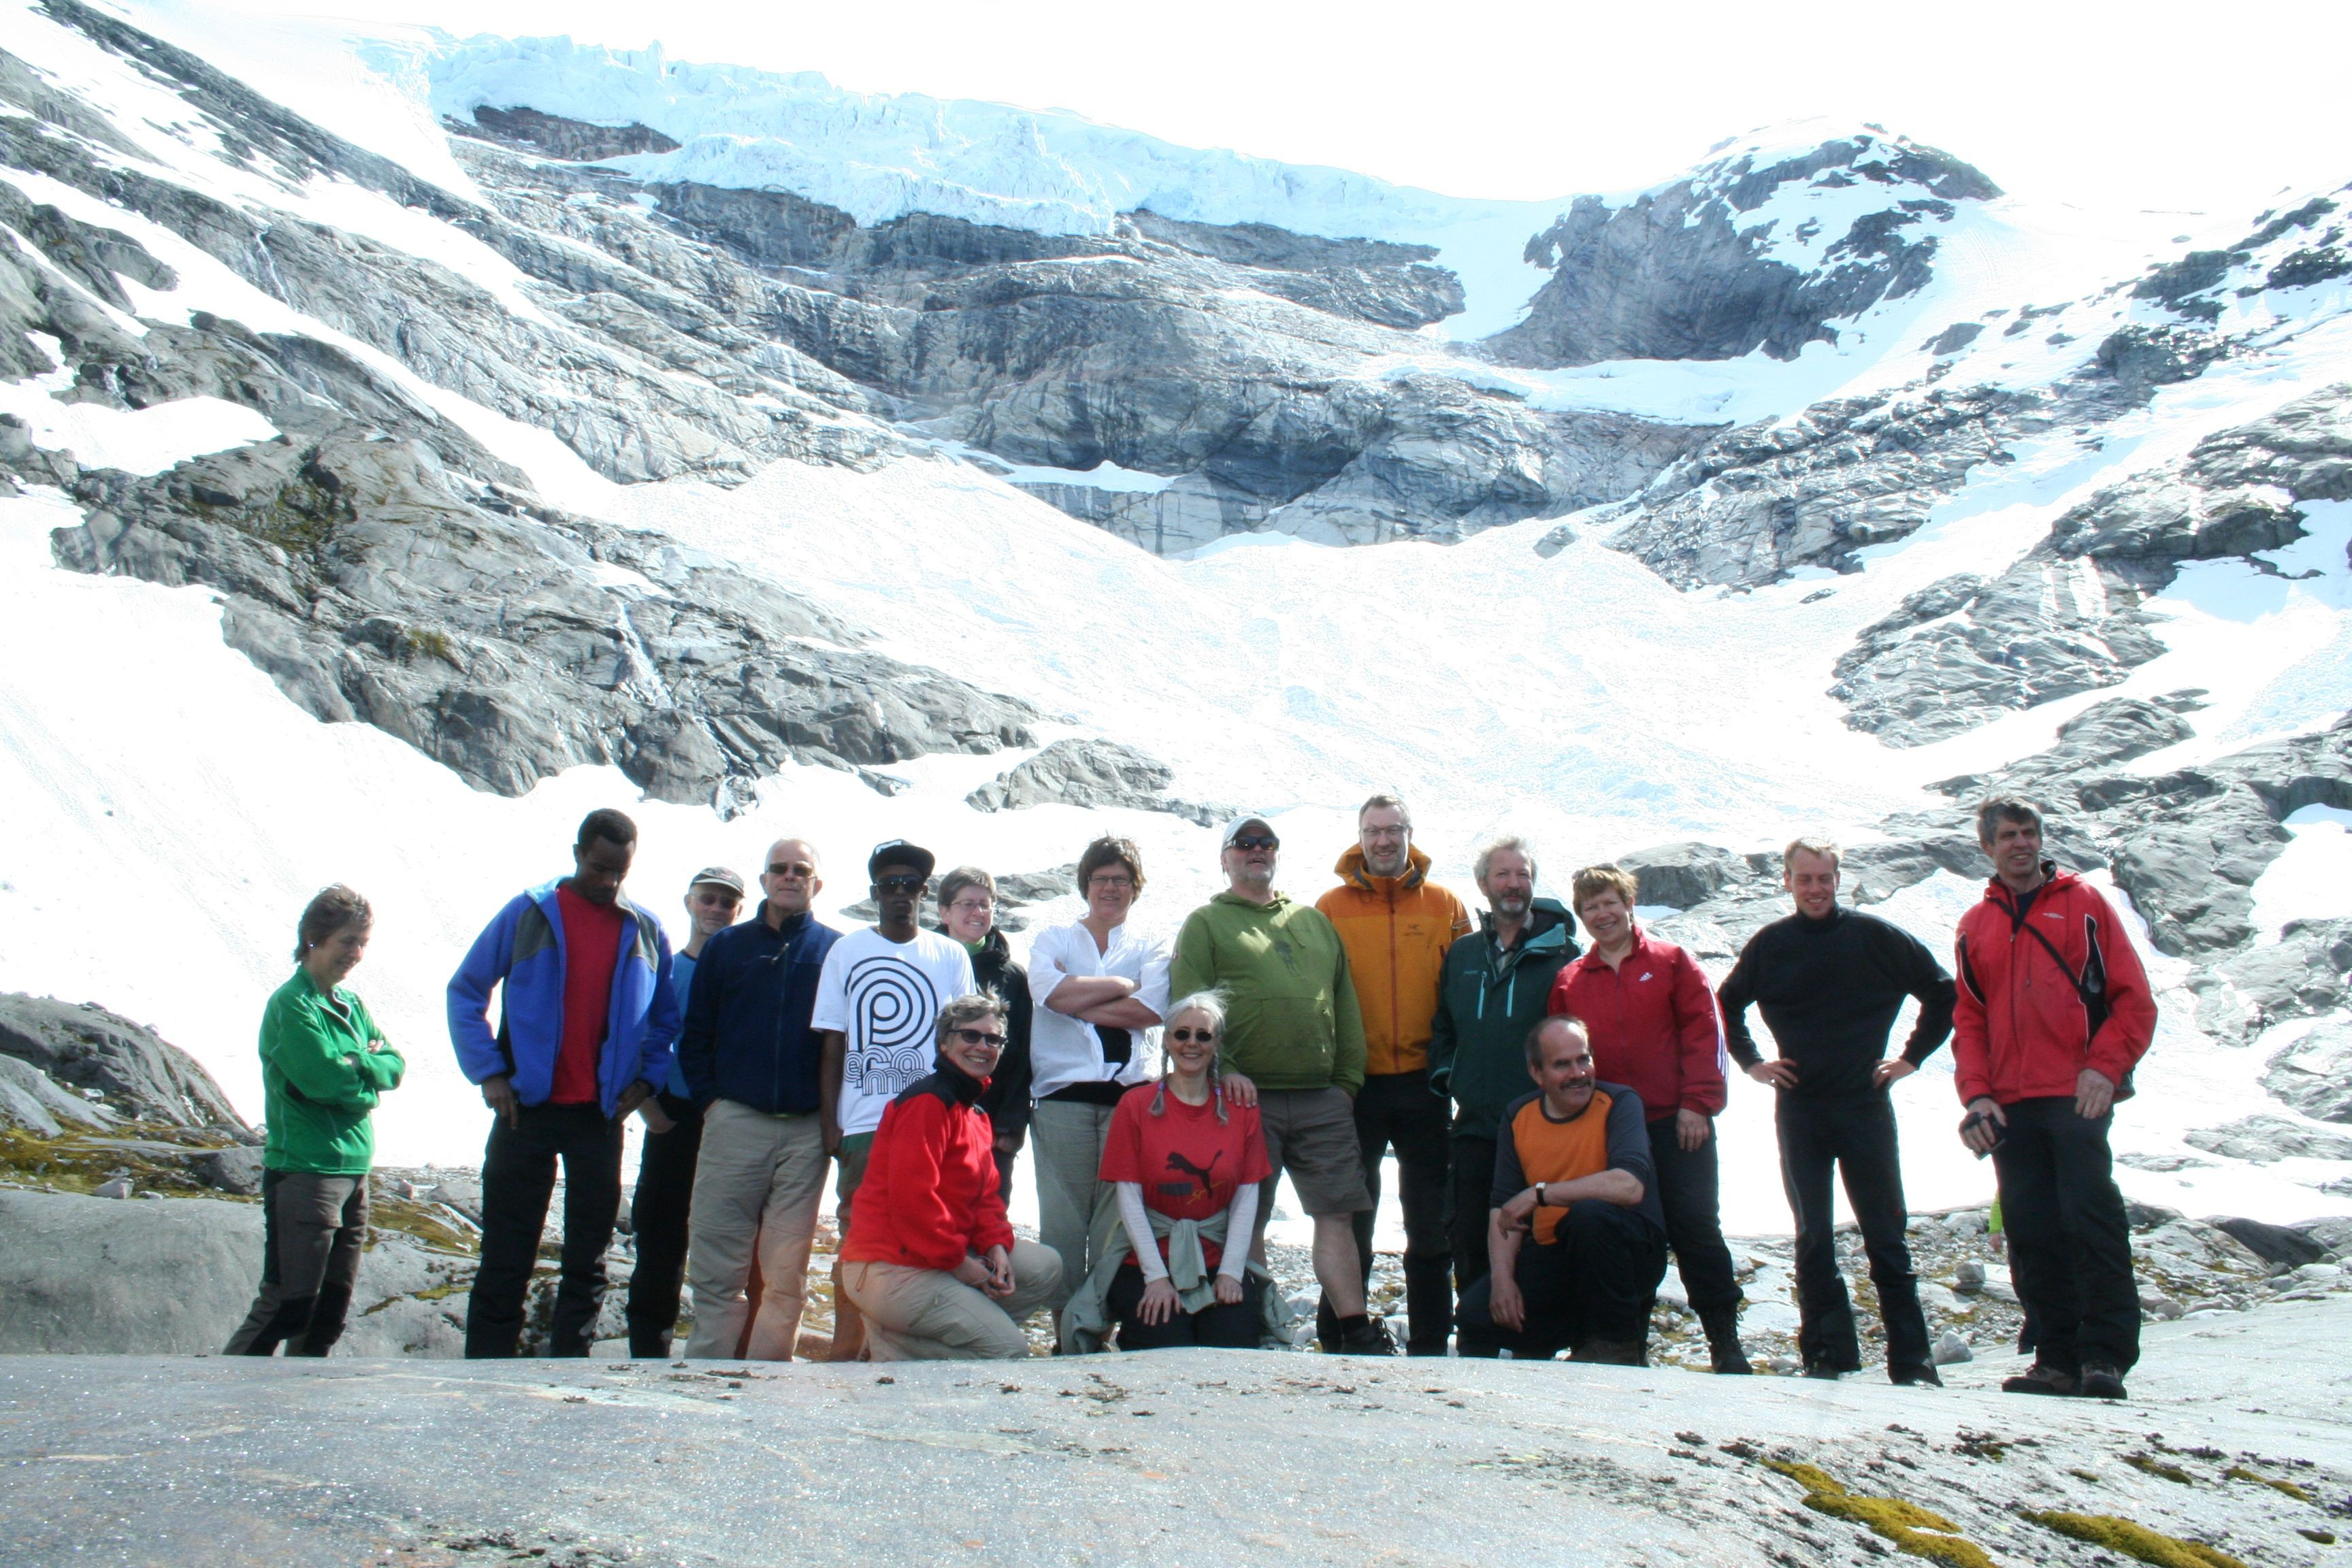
[1427,835,1580,1303]
[1171,814,1385,1354]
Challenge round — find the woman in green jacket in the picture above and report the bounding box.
[226,885,405,1356]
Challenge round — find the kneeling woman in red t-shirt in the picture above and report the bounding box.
[1066,991,1274,1352]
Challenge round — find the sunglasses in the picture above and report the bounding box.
[951,1027,1007,1048]
[1166,1027,1218,1043]
[767,862,815,878]
[1229,834,1279,851]
[875,875,927,894]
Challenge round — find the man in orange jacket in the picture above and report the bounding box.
[1955,797,2157,1401]
[1316,794,1471,1354]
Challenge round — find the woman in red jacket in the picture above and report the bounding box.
[839,994,1064,1360]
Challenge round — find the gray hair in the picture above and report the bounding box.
[1473,834,1537,885]
[1358,792,1411,828]
[934,991,1009,1049]
[1782,836,1842,872]
[936,866,996,911]
[1975,796,2045,846]
[1153,990,1231,1122]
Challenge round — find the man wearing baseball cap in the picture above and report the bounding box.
[1172,814,1385,1354]
[814,838,975,1358]
[675,839,842,1358]
[623,864,747,1356]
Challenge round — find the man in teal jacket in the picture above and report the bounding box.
[447,808,679,1358]
[1427,836,1579,1301]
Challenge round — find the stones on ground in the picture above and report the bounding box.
[2183,1115,2352,1165]
[194,1144,266,1196]
[1930,1330,1972,1365]
[2263,1017,2352,1123]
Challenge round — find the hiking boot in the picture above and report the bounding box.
[2078,1363,2128,1400]
[1891,1363,1944,1388]
[1332,1318,1400,1356]
[1698,1305,1752,1374]
[1570,1338,1648,1367]
[1999,1362,2079,1396]
[1802,1363,1845,1380]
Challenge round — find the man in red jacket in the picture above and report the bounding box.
[1550,864,1748,1373]
[1956,798,2157,1401]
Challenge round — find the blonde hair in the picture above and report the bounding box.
[1569,864,1639,915]
[1151,990,1230,1124]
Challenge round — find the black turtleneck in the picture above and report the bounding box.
[1718,904,1958,1100]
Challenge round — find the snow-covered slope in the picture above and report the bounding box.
[0,0,2346,1245]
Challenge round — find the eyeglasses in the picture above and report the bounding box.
[767,862,815,879]
[951,1027,1007,1048]
[1086,874,1134,889]
[947,897,994,914]
[1361,826,1407,840]
[1166,1027,1218,1043]
[1229,834,1279,851]
[875,875,927,894]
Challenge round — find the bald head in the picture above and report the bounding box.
[760,837,821,924]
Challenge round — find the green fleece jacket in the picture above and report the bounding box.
[1171,892,1366,1094]
[260,969,405,1175]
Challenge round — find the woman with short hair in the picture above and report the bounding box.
[839,994,1064,1360]
[936,866,1034,1203]
[1061,992,1277,1352]
[1026,836,1170,1328]
[227,885,405,1356]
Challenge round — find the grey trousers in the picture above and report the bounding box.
[843,1239,1064,1360]
[226,1171,368,1356]
[1029,1098,1120,1313]
[683,1100,830,1360]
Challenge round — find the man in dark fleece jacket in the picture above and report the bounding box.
[676,836,840,1359]
[1718,836,1957,1386]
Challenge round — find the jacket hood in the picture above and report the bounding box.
[1335,843,1430,893]
[531,875,650,928]
[1480,896,1573,943]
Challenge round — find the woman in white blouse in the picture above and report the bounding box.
[1026,836,1170,1328]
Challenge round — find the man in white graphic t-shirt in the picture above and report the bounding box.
[815,839,975,1359]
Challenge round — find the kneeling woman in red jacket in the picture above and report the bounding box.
[840,994,1064,1359]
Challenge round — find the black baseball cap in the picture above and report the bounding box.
[868,839,937,881]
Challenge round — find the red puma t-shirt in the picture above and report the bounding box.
[1098,1082,1271,1270]
[550,885,626,1105]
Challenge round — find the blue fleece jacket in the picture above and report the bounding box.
[676,904,839,1114]
[446,877,681,1115]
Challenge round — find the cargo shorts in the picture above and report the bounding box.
[1256,1086,1373,1218]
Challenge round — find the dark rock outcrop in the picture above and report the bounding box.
[2183,1114,2352,1164]
[966,739,1222,827]
[0,994,245,1131]
[2191,917,2352,1046]
[46,427,1036,801]
[2265,1019,2352,1124]
[1486,133,1997,369]
[1614,841,1765,911]
[451,104,680,161]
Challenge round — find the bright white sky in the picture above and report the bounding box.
[131,0,2352,223]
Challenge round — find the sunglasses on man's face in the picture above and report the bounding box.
[767,862,815,879]
[1229,834,1279,851]
[875,875,926,894]
[1166,1026,1218,1044]
[951,1027,1007,1048]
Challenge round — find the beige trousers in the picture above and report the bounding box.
[683,1100,829,1360]
[842,1239,1064,1360]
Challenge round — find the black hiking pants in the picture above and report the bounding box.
[226,1171,367,1356]
[1991,1096,2138,1374]
[1777,1093,1932,1375]
[1648,1117,1742,1315]
[467,1103,625,1358]
[1108,1263,1265,1351]
[1316,1070,1453,1354]
[1456,1200,1667,1358]
[624,1091,704,1358]
[1447,1132,1499,1298]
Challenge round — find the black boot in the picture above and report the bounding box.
[1698,1304,1751,1374]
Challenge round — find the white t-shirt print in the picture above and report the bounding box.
[811,926,977,1136]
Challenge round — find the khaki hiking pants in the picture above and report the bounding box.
[683,1100,829,1360]
[1029,1098,1122,1312]
[843,1239,1063,1360]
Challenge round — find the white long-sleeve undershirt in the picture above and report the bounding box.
[1115,1180,1258,1284]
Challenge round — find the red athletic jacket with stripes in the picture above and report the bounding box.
[1547,925,1727,1122]
[1952,868,2157,1107]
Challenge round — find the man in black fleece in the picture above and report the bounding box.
[1718,837,1957,1385]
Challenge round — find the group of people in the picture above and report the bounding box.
[229,790,2157,1401]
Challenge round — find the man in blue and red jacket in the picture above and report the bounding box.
[1955,797,2157,1401]
[447,808,679,1358]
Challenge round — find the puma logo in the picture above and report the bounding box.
[1165,1149,1224,1195]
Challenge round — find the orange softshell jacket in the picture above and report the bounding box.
[1316,845,1471,1077]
